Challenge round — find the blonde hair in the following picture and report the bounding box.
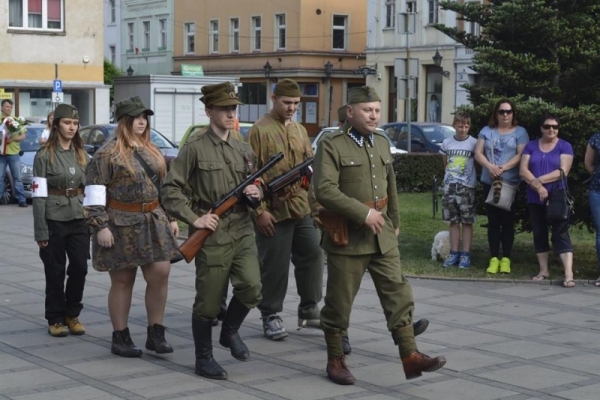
[112,114,166,178]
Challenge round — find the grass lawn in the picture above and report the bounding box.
[398,192,598,281]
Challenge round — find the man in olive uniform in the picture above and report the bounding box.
[247,78,323,340]
[161,82,262,381]
[313,86,446,385]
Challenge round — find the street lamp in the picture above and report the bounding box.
[432,50,450,79]
[323,61,333,82]
[263,61,272,78]
[126,65,134,76]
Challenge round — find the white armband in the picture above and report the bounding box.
[31,177,48,197]
[83,185,106,206]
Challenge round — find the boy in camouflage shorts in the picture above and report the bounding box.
[440,113,477,268]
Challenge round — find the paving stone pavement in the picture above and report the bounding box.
[1,204,600,399]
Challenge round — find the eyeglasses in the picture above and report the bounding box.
[497,109,513,116]
[542,124,559,130]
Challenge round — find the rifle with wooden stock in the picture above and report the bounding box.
[178,152,284,263]
[265,157,314,196]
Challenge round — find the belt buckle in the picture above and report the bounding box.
[65,188,75,197]
[141,202,150,212]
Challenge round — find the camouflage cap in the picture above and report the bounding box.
[337,104,348,123]
[53,104,79,120]
[347,86,381,104]
[114,96,154,121]
[200,82,243,107]
[273,78,301,97]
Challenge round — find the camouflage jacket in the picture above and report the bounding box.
[247,113,313,221]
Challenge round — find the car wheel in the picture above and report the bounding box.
[1,176,14,204]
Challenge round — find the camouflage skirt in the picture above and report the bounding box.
[91,206,180,272]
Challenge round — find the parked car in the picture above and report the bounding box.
[311,127,407,155]
[2,123,45,203]
[380,122,456,153]
[178,122,253,149]
[25,116,48,125]
[78,124,179,164]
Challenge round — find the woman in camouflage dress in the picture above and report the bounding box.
[83,96,180,358]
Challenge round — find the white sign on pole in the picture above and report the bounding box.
[52,92,64,103]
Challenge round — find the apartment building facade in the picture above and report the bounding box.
[173,0,370,136]
[104,0,122,69]
[2,0,109,125]
[365,0,478,125]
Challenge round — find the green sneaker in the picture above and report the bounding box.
[486,257,500,274]
[499,257,511,274]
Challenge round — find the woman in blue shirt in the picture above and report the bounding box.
[520,115,574,286]
[474,99,529,274]
[584,131,600,287]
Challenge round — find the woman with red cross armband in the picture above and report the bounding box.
[32,104,89,338]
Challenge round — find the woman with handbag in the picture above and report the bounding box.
[519,114,574,287]
[84,96,181,357]
[474,99,529,274]
[584,131,600,287]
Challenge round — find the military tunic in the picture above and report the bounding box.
[161,128,262,320]
[84,141,180,271]
[313,123,416,354]
[247,113,323,319]
[32,145,88,325]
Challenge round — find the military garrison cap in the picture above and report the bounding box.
[347,86,381,104]
[114,96,154,122]
[337,104,348,123]
[53,104,79,120]
[200,82,243,108]
[273,78,301,97]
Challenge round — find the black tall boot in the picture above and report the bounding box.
[192,318,227,380]
[219,296,250,361]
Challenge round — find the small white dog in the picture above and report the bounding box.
[431,231,451,261]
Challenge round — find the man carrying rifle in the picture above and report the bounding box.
[313,86,446,385]
[161,82,262,381]
[247,78,323,340]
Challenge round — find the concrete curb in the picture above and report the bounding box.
[405,274,595,286]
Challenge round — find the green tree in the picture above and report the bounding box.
[434,1,600,231]
[103,58,123,104]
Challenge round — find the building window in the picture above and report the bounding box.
[8,0,63,30]
[275,14,286,50]
[127,22,135,51]
[210,20,219,54]
[109,0,116,23]
[251,16,261,51]
[332,15,347,50]
[142,21,150,50]
[159,18,167,49]
[385,0,395,28]
[428,0,439,24]
[406,0,416,13]
[185,22,195,54]
[109,45,116,65]
[230,18,239,52]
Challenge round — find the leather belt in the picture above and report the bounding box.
[48,187,84,197]
[364,196,388,210]
[198,201,247,214]
[107,198,159,213]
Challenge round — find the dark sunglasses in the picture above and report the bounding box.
[497,109,513,115]
[542,124,559,130]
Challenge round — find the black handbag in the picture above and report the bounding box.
[133,150,184,264]
[546,168,574,228]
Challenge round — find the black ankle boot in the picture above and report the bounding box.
[192,318,227,380]
[112,327,142,357]
[219,297,250,361]
[146,324,174,354]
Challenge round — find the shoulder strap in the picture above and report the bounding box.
[133,149,160,192]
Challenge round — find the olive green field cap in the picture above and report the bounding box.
[200,82,243,107]
[347,86,381,104]
[273,78,301,97]
[114,96,154,121]
[53,104,79,120]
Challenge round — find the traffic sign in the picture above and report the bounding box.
[53,80,63,92]
[52,92,64,103]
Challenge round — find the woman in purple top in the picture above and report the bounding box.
[519,114,574,287]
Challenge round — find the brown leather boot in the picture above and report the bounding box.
[401,350,446,380]
[326,356,355,385]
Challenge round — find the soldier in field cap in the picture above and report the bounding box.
[247,77,324,342]
[162,82,263,380]
[312,86,446,385]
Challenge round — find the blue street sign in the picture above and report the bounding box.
[53,80,62,92]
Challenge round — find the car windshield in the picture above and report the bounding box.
[103,126,176,149]
[20,126,44,152]
[421,125,456,144]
